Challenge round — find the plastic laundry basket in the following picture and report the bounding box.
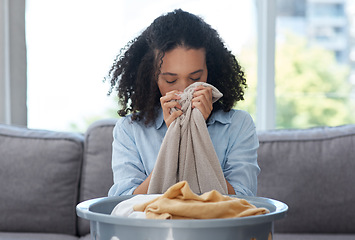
[76,195,288,240]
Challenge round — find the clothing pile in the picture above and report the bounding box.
[111,181,269,219]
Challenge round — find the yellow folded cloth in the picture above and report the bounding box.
[134,181,270,219]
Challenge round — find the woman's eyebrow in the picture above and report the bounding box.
[160,69,203,76]
[189,69,203,75]
[161,72,178,76]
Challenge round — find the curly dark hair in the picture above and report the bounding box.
[106,9,247,125]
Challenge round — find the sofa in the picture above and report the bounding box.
[0,119,354,240]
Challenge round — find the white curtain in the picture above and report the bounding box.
[0,0,27,126]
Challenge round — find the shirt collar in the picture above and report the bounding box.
[155,108,232,129]
[155,108,165,129]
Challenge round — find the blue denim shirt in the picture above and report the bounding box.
[108,109,260,196]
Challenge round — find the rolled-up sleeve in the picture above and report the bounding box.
[108,118,147,196]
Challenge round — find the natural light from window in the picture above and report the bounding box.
[25,0,256,132]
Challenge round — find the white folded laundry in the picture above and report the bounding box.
[111,194,161,218]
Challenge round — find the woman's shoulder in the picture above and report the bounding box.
[114,115,131,127]
[228,108,252,117]
[212,109,254,125]
[114,115,141,132]
[114,113,160,134]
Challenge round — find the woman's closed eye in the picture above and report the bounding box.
[189,70,203,81]
[166,79,177,84]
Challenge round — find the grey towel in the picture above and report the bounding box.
[148,82,228,194]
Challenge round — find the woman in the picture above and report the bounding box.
[107,9,260,196]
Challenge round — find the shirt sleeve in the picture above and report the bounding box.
[223,111,260,196]
[108,117,147,196]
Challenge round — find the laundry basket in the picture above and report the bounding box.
[76,195,287,240]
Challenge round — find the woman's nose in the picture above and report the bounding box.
[179,79,193,91]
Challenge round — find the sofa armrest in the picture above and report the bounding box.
[257,125,355,233]
[0,124,84,235]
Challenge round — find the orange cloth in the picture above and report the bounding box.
[134,181,270,219]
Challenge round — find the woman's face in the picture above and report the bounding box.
[157,46,208,96]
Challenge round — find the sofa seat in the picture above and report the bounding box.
[274,233,355,240]
[0,232,79,240]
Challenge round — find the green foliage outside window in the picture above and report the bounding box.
[238,33,355,129]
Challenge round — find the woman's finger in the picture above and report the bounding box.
[160,91,181,104]
[192,86,213,120]
[165,110,183,128]
[160,90,183,128]
[193,86,212,103]
[163,101,182,111]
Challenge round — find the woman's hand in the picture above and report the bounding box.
[160,90,183,128]
[192,85,213,121]
[160,86,213,127]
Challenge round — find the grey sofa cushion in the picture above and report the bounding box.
[257,125,355,233]
[78,119,116,236]
[274,233,355,240]
[0,124,84,235]
[0,232,79,240]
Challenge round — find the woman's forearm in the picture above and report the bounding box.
[133,172,152,194]
[226,179,236,195]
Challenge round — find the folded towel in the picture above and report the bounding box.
[135,181,270,219]
[148,82,228,195]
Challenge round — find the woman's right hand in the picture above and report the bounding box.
[160,90,183,128]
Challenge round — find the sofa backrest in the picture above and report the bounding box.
[0,124,84,235]
[257,124,355,234]
[77,119,117,236]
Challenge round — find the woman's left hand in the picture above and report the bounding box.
[192,85,213,121]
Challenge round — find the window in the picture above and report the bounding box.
[310,2,345,18]
[26,0,257,132]
[23,0,355,132]
[275,0,355,129]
